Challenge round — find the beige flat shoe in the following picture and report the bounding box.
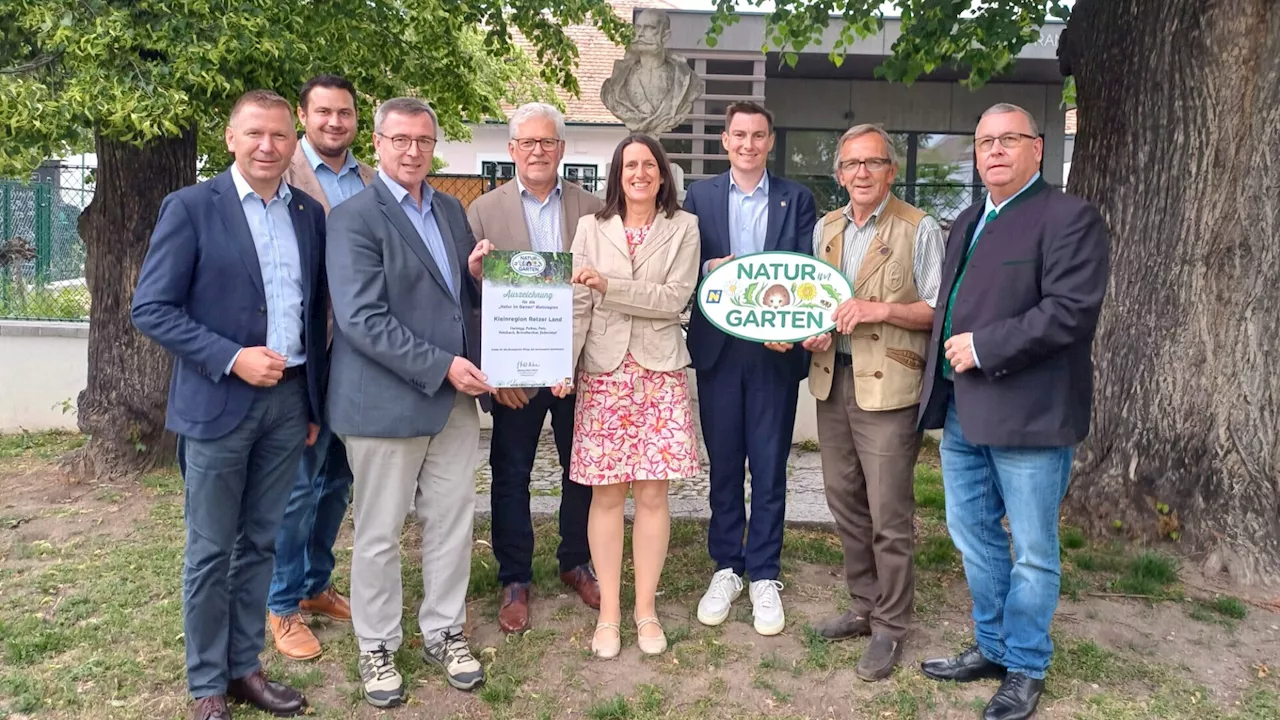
[591,622,620,659]
[635,616,667,655]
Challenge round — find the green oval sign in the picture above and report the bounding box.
[696,251,853,343]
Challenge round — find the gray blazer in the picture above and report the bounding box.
[325,176,482,438]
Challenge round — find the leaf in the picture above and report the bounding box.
[821,283,841,301]
[743,282,760,305]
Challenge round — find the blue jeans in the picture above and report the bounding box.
[940,393,1073,679]
[178,378,308,698]
[267,424,353,615]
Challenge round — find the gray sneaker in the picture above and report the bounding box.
[423,629,485,691]
[358,643,404,707]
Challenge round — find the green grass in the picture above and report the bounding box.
[913,466,946,513]
[0,429,84,459]
[1188,595,1249,627]
[914,535,959,570]
[1109,551,1180,596]
[0,284,90,321]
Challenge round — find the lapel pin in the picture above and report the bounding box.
[780,200,787,207]
[297,204,303,210]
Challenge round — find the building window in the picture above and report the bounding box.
[563,164,598,191]
[481,161,515,180]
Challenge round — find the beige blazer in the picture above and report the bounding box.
[571,210,701,375]
[466,178,603,252]
[282,141,376,215]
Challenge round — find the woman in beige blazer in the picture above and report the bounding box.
[552,134,701,659]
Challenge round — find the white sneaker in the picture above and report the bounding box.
[696,568,744,626]
[750,579,785,636]
[358,643,404,708]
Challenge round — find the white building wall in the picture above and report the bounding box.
[435,123,629,180]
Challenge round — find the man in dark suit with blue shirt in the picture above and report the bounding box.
[132,89,328,720]
[917,103,1110,720]
[683,101,817,638]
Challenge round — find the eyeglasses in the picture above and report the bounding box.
[838,158,892,173]
[377,133,437,152]
[975,133,1038,153]
[513,137,563,152]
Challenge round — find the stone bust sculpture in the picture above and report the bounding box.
[600,8,704,136]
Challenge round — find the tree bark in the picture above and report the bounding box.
[66,130,197,479]
[1061,0,1280,585]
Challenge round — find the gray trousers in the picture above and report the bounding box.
[344,393,480,653]
[179,377,309,697]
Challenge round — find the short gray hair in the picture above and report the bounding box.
[833,124,899,174]
[508,103,566,140]
[374,97,439,135]
[980,103,1040,137]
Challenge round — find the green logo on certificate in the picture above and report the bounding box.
[697,251,853,343]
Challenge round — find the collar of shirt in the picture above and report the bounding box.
[985,171,1041,216]
[301,136,358,177]
[842,192,891,229]
[378,168,433,210]
[230,163,291,204]
[729,170,769,198]
[516,175,563,207]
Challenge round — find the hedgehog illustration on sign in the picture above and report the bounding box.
[761,284,791,308]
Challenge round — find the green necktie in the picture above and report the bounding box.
[941,208,999,378]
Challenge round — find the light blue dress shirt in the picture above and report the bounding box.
[970,171,1041,369]
[728,171,770,259]
[379,169,457,299]
[225,164,306,376]
[300,137,365,208]
[517,177,564,253]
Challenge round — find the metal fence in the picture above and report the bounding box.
[0,165,93,321]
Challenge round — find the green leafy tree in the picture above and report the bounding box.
[710,0,1280,580]
[0,0,625,476]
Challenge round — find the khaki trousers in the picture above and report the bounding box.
[344,393,480,653]
[816,368,922,639]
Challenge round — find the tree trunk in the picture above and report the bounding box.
[1061,0,1280,585]
[66,130,197,479]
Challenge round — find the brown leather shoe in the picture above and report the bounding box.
[560,564,601,609]
[269,612,322,660]
[498,583,531,633]
[228,669,306,717]
[190,695,230,720]
[299,586,351,621]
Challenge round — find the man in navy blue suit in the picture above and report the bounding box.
[132,89,329,720]
[683,102,817,637]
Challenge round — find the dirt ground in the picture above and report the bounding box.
[1,433,1278,720]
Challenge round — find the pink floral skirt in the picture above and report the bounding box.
[569,353,700,485]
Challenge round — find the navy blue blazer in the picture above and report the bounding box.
[682,171,818,382]
[132,169,329,441]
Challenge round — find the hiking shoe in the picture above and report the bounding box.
[423,629,485,691]
[358,643,403,708]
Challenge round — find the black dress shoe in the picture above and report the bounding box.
[920,645,1007,683]
[983,672,1044,720]
[228,669,307,717]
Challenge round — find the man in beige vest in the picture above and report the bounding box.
[466,102,604,634]
[268,74,375,662]
[801,124,944,681]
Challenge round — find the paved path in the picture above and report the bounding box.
[474,396,838,526]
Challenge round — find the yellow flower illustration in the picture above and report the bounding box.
[728,283,738,294]
[797,282,818,302]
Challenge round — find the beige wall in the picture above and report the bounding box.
[0,322,87,433]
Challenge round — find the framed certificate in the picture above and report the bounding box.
[480,250,575,388]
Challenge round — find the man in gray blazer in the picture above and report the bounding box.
[326,97,492,708]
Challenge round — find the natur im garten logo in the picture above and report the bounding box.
[697,251,854,343]
[509,251,547,277]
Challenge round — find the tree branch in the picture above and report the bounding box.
[0,53,59,75]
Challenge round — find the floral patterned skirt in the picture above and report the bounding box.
[569,353,701,486]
